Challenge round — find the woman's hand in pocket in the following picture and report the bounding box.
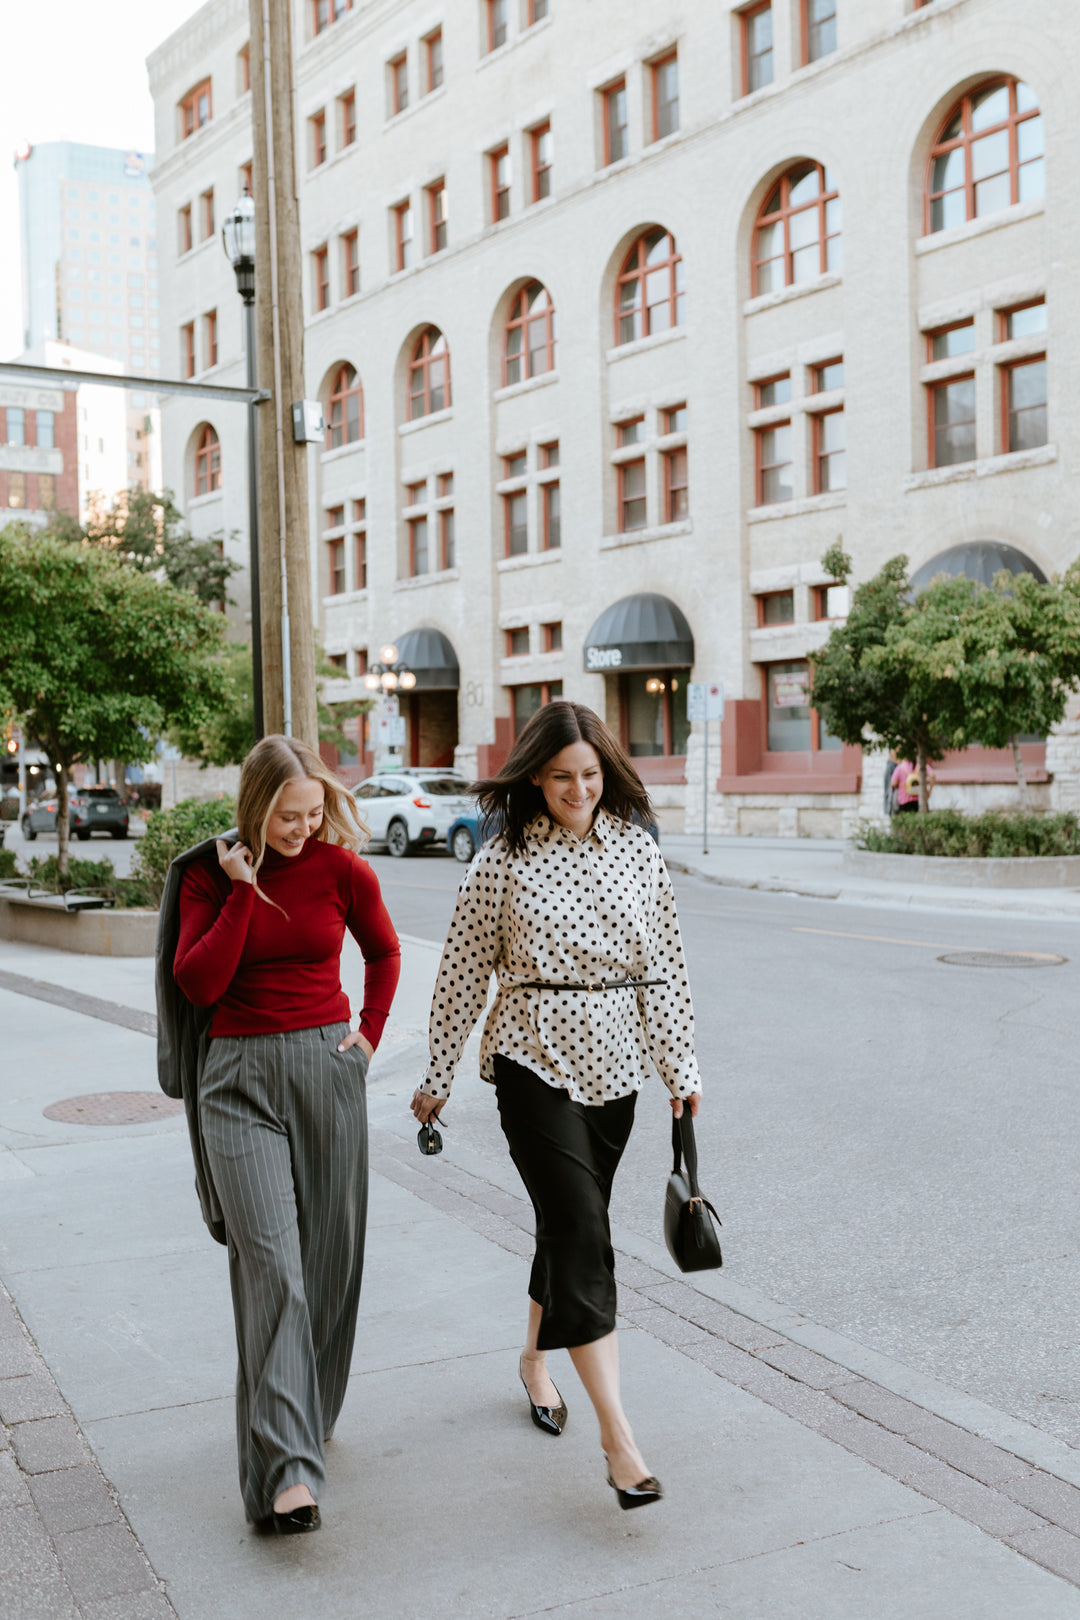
[337,1031,374,1061]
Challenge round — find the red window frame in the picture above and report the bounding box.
[542,479,561,549]
[180,79,212,139]
[542,620,562,650]
[756,590,795,627]
[650,52,679,143]
[490,145,511,222]
[439,506,455,569]
[312,245,330,311]
[181,322,196,380]
[759,660,838,754]
[424,29,443,92]
[326,504,345,528]
[1001,354,1047,454]
[312,0,352,36]
[602,79,628,166]
[811,407,845,493]
[616,416,644,448]
[353,499,367,590]
[528,0,549,21]
[741,3,773,97]
[311,110,327,167]
[618,457,647,531]
[928,373,976,468]
[408,516,430,576]
[204,309,217,369]
[926,77,1043,235]
[326,537,346,595]
[752,162,840,294]
[926,320,975,361]
[506,627,530,657]
[200,188,215,241]
[427,180,448,253]
[393,200,413,271]
[487,0,508,52]
[663,446,688,521]
[615,229,684,345]
[340,90,357,147]
[178,204,192,255]
[662,402,687,434]
[998,298,1046,342]
[801,0,837,65]
[342,230,360,297]
[408,327,451,420]
[754,421,793,505]
[388,54,408,116]
[539,440,559,467]
[754,372,791,408]
[194,424,220,495]
[503,490,529,557]
[503,281,556,385]
[239,43,250,93]
[530,122,552,202]
[325,363,363,447]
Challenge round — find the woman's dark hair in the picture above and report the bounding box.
[474,700,653,855]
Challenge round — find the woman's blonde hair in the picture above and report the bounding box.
[236,734,368,907]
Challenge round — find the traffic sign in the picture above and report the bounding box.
[687,682,724,721]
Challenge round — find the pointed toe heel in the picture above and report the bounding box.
[519,1368,567,1436]
[605,1465,663,1510]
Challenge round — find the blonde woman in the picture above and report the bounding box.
[173,735,400,1534]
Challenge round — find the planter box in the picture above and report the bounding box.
[844,848,1080,889]
[0,895,158,955]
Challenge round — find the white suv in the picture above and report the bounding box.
[352,771,477,857]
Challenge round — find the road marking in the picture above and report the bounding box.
[793,927,1064,961]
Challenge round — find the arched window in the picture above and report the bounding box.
[408,326,451,420]
[926,79,1043,234]
[503,282,556,386]
[325,363,363,448]
[753,163,840,295]
[194,424,221,495]
[615,229,684,346]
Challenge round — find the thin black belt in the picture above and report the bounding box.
[516,978,667,992]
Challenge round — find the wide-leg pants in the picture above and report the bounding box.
[199,1022,368,1522]
[493,1055,637,1351]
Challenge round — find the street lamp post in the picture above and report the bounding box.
[222,190,264,741]
[364,642,416,764]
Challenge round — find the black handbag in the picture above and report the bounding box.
[663,1112,722,1273]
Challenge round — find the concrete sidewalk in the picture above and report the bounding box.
[3,938,1080,1616]
[662,833,1080,919]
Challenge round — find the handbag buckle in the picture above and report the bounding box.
[688,1196,704,1212]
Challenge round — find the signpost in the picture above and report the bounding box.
[686,682,724,855]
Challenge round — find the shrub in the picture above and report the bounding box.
[855,810,1080,859]
[0,847,17,880]
[133,796,236,908]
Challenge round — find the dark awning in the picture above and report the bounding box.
[910,542,1047,591]
[394,627,460,690]
[583,593,694,674]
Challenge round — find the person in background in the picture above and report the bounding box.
[891,757,934,814]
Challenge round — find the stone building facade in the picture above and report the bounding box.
[148,0,1078,831]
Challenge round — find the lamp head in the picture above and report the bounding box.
[379,643,399,666]
[398,670,416,689]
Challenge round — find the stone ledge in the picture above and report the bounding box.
[0,898,157,956]
[844,848,1080,889]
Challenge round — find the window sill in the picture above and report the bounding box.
[717,770,861,795]
[748,491,846,522]
[915,198,1045,256]
[393,567,460,590]
[399,407,453,436]
[749,623,832,658]
[322,588,368,608]
[383,84,447,132]
[320,439,367,464]
[605,326,686,365]
[904,443,1057,491]
[494,371,559,403]
[188,491,223,510]
[600,518,692,550]
[497,550,562,572]
[743,273,842,318]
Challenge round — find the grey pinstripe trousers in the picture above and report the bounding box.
[199,1022,369,1522]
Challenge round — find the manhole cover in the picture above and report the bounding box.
[43,1092,186,1125]
[937,950,1067,968]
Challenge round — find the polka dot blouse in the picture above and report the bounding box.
[423,811,702,1107]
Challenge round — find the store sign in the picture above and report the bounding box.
[585,645,622,670]
[0,385,65,412]
[773,672,810,708]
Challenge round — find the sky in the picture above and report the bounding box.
[0,0,207,360]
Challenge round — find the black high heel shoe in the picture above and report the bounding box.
[604,1456,663,1510]
[270,1503,321,1534]
[519,1357,567,1436]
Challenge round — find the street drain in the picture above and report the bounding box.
[43,1092,186,1125]
[937,950,1067,968]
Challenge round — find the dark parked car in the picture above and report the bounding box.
[22,786,130,842]
[445,808,659,864]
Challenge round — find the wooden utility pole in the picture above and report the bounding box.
[248,0,318,743]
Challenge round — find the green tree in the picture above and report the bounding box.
[0,529,227,876]
[46,487,239,609]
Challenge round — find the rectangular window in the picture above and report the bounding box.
[38,473,56,511]
[342,229,360,296]
[326,504,345,528]
[504,450,527,479]
[662,403,687,435]
[389,54,408,116]
[543,480,561,548]
[326,653,348,672]
[512,681,563,736]
[602,79,628,165]
[506,627,530,656]
[1001,299,1047,340]
[204,308,218,369]
[490,146,511,222]
[813,358,844,392]
[616,417,644,448]
[758,590,794,625]
[742,3,773,94]
[531,123,552,202]
[622,670,690,758]
[200,188,215,240]
[239,42,250,93]
[178,204,192,255]
[754,373,791,408]
[812,409,845,491]
[313,245,330,310]
[540,440,559,467]
[8,472,26,508]
[406,479,427,505]
[36,411,55,450]
[181,321,195,379]
[6,408,25,447]
[312,0,352,36]
[327,537,346,595]
[393,202,414,271]
[440,507,455,569]
[437,472,454,498]
[651,53,679,141]
[930,375,975,466]
[425,29,444,92]
[353,499,367,590]
[409,516,429,575]
[814,583,850,619]
[543,620,562,650]
[428,180,448,253]
[180,78,212,139]
[619,458,647,530]
[529,0,549,20]
[927,320,975,360]
[663,447,688,520]
[1004,356,1047,452]
[803,0,837,63]
[504,490,528,556]
[766,661,812,752]
[310,110,327,167]
[487,0,508,51]
[340,90,357,147]
[756,421,793,503]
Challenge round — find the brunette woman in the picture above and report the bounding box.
[411,701,701,1509]
[173,735,400,1533]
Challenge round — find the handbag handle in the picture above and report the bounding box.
[670,1110,702,1200]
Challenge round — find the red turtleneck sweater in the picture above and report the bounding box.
[174,838,401,1044]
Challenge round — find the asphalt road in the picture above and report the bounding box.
[367,849,1080,1453]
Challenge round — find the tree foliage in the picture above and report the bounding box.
[44,487,239,608]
